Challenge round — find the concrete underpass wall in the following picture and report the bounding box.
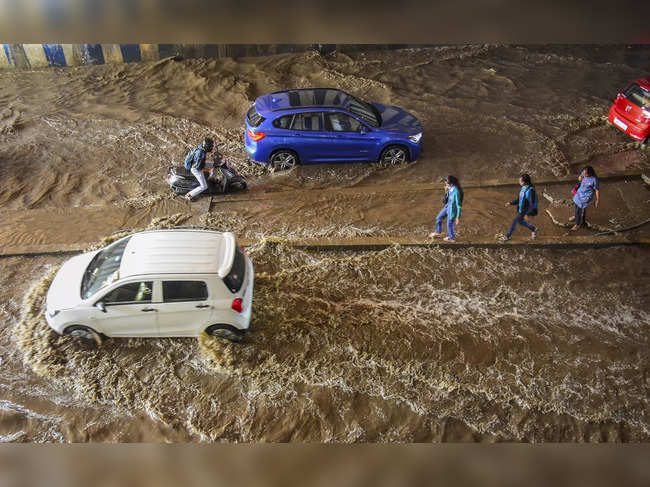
[0,44,409,69]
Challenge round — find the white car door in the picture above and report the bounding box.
[156,280,215,336]
[93,281,159,337]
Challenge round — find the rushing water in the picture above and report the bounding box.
[4,241,648,442]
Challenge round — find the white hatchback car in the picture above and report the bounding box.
[45,229,254,342]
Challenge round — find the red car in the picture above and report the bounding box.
[608,77,650,145]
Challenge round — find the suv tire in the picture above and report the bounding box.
[269,150,299,171]
[379,145,409,165]
[206,324,245,342]
[64,325,103,345]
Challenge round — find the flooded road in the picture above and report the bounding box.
[0,45,649,441]
[4,243,650,441]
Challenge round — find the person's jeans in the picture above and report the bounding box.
[435,207,456,240]
[188,167,208,198]
[506,214,536,238]
[574,203,586,226]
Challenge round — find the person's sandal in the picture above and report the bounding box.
[443,237,455,242]
[428,232,442,238]
[498,236,510,242]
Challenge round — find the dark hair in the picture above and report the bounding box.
[445,175,463,200]
[445,175,460,188]
[583,166,597,178]
[202,137,214,152]
[520,173,532,186]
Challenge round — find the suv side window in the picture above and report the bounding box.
[272,114,294,129]
[103,281,153,304]
[162,281,208,302]
[291,112,324,131]
[326,112,362,132]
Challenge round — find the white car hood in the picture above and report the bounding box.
[46,250,99,312]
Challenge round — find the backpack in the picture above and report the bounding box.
[526,187,538,216]
[184,149,196,170]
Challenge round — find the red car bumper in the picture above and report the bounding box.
[608,105,650,141]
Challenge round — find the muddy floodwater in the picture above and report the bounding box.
[0,45,649,442]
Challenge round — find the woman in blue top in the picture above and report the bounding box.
[570,166,600,231]
[429,175,463,242]
[499,174,538,241]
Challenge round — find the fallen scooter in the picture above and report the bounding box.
[166,160,247,196]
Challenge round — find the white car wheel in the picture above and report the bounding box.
[64,325,103,345]
[206,324,244,343]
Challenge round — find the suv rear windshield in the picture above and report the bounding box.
[624,83,650,110]
[223,246,246,293]
[81,237,132,299]
[247,105,265,127]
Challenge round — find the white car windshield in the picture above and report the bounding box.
[80,237,132,299]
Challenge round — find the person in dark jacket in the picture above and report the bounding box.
[499,174,538,241]
[185,137,215,202]
[429,175,463,242]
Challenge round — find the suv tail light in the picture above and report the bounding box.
[247,129,266,141]
[232,298,243,313]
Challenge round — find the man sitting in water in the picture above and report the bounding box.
[185,137,216,202]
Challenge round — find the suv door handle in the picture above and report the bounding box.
[141,308,157,312]
[195,304,210,309]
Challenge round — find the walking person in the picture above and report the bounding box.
[185,137,216,202]
[499,174,538,241]
[429,175,463,242]
[569,166,600,231]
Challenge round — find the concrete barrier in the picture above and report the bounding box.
[2,236,647,258]
[0,44,409,69]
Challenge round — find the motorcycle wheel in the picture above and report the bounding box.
[229,181,247,192]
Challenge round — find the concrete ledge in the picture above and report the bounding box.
[213,172,644,205]
[2,236,646,258]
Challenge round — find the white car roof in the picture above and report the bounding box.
[119,230,236,279]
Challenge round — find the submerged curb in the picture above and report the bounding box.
[2,237,647,258]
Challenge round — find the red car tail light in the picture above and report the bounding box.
[247,129,266,141]
[232,298,243,313]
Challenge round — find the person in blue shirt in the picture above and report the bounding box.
[570,166,600,231]
[499,174,538,241]
[185,137,216,202]
[429,175,463,242]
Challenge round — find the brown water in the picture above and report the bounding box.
[1,46,649,442]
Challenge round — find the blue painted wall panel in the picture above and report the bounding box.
[43,44,66,67]
[3,44,14,65]
[119,44,141,63]
[158,44,177,59]
[83,44,105,65]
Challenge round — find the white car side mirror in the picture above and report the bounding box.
[96,302,107,313]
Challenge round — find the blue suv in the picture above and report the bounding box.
[245,88,422,170]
